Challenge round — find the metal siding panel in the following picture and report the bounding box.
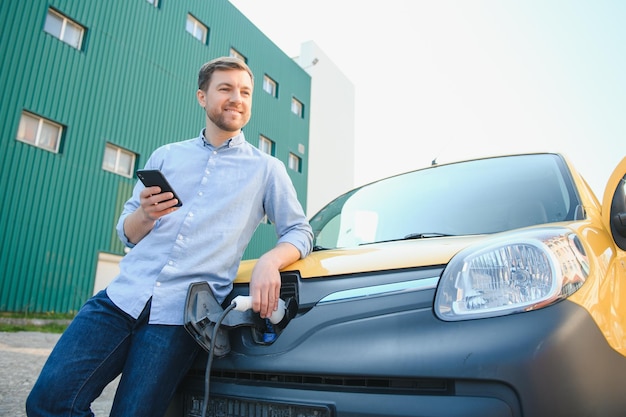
[1,0,311,313]
[0,2,25,310]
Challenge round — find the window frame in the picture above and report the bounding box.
[16,111,63,153]
[291,97,304,118]
[43,8,85,50]
[288,153,302,173]
[262,75,278,98]
[259,135,275,156]
[229,47,247,63]
[185,14,208,44]
[102,143,137,178]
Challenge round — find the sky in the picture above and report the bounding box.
[229,0,625,198]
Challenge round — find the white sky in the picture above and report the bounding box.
[229,0,625,198]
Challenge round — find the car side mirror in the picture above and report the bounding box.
[610,174,626,250]
[613,213,626,236]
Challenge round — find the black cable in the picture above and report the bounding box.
[201,301,237,417]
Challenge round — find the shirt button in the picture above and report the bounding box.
[198,191,203,196]
[168,260,174,266]
[213,151,218,155]
[188,212,194,217]
[156,282,161,287]
[177,234,184,241]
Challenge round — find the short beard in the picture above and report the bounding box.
[206,108,248,133]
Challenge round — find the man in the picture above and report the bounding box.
[26,56,313,417]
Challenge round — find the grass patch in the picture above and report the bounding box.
[0,311,75,333]
[0,311,76,320]
[0,322,69,333]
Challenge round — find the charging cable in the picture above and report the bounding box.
[201,301,237,417]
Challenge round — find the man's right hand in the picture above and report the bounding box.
[138,186,180,221]
[123,186,180,244]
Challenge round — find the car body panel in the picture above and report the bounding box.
[568,155,626,354]
[601,156,626,235]
[235,236,481,281]
[178,290,626,417]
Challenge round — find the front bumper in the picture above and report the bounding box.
[170,283,626,417]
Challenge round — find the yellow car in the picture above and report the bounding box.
[174,153,626,417]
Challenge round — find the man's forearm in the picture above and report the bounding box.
[123,209,156,245]
[259,242,302,269]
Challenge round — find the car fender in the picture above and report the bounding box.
[602,156,626,251]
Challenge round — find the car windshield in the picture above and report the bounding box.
[310,154,582,250]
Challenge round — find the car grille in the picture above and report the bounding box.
[204,369,453,395]
[183,394,332,417]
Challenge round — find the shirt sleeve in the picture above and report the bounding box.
[115,180,144,248]
[264,159,313,259]
[115,151,164,248]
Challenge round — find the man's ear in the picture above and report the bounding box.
[196,89,206,107]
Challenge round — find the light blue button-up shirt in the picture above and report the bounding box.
[108,131,313,325]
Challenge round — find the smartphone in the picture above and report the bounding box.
[136,169,183,207]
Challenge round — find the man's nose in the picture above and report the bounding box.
[229,90,243,102]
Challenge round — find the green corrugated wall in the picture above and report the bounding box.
[0,0,311,313]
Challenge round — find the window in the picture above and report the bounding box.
[259,135,274,156]
[44,8,85,50]
[103,143,136,178]
[186,14,208,44]
[262,75,278,97]
[291,97,304,118]
[16,111,63,153]
[288,153,302,173]
[229,48,246,63]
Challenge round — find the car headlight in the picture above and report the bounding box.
[435,228,589,321]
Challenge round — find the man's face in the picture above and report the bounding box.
[199,69,253,133]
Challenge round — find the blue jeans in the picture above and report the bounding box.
[26,290,201,417]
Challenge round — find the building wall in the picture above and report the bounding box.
[297,41,356,217]
[0,0,311,313]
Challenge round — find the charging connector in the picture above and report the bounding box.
[231,295,286,325]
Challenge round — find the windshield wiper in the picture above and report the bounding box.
[358,232,456,246]
[403,232,455,240]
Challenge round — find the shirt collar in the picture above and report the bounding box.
[200,129,246,150]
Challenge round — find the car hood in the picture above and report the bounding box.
[234,235,486,282]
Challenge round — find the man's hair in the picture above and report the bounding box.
[197,56,254,91]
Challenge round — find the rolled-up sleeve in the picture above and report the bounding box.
[265,161,313,259]
[115,178,148,249]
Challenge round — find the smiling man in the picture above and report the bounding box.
[26,56,313,417]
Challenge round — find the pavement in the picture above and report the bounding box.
[0,331,118,417]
